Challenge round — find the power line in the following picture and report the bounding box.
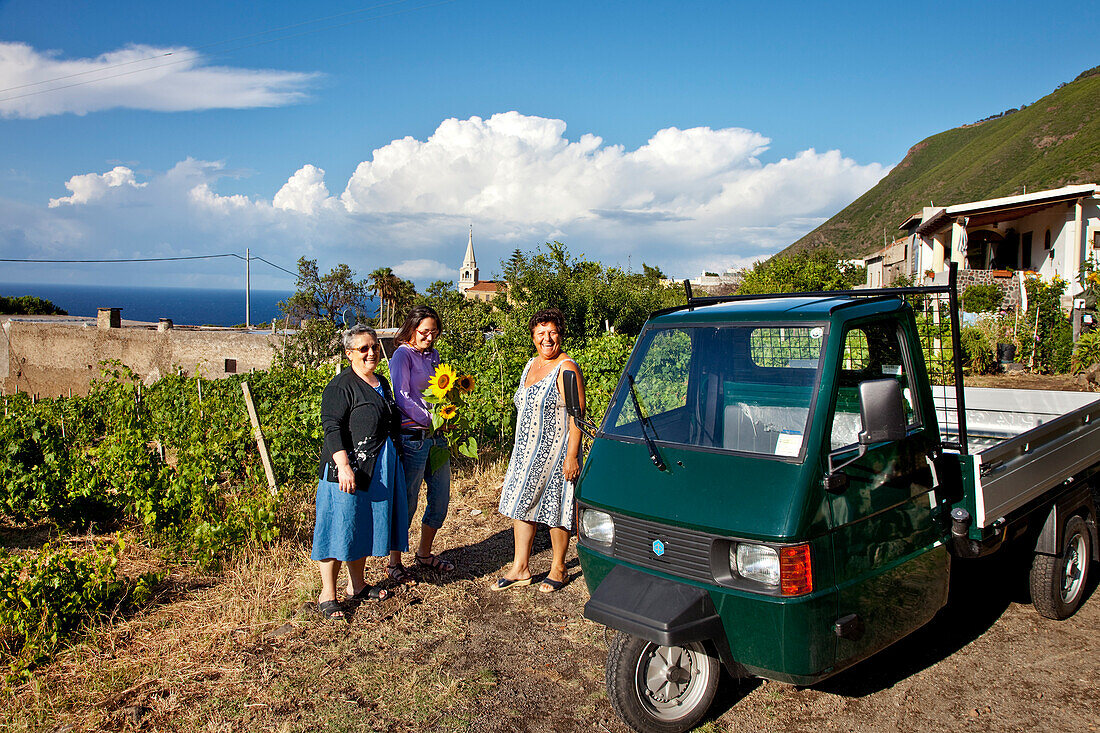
[0,0,457,104]
[0,252,298,278]
[250,255,298,278]
[0,253,240,263]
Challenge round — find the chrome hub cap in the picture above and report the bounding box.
[1061,532,1086,603]
[635,642,710,721]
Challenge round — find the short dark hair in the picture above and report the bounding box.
[529,307,565,338]
[395,305,443,345]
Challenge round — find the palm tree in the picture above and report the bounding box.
[369,267,393,326]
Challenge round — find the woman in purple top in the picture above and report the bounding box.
[387,305,456,581]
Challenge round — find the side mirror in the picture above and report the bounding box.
[563,369,598,439]
[826,378,907,487]
[857,379,907,445]
[563,369,583,419]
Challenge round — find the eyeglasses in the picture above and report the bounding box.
[416,328,439,338]
[348,344,379,354]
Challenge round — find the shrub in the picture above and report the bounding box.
[962,283,1003,313]
[1072,331,1100,374]
[1017,276,1073,373]
[960,327,997,374]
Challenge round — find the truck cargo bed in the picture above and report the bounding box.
[935,387,1100,527]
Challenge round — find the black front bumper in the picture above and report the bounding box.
[583,564,725,646]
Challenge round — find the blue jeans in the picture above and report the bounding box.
[399,434,451,530]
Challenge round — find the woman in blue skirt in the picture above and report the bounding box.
[312,325,408,620]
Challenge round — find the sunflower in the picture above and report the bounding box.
[428,364,457,399]
[456,374,475,394]
[440,404,458,420]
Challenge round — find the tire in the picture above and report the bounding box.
[1030,514,1091,620]
[605,632,720,733]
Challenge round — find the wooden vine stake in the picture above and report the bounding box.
[241,381,278,497]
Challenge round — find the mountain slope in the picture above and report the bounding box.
[786,69,1100,259]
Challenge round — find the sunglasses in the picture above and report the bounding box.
[348,344,380,354]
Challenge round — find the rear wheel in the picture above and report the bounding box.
[1030,514,1091,619]
[605,632,720,733]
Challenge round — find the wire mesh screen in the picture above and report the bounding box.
[749,326,825,368]
[903,287,965,453]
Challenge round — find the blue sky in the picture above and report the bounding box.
[1,0,1096,292]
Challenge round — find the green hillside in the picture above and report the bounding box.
[786,67,1100,259]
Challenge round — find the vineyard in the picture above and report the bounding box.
[0,332,636,687]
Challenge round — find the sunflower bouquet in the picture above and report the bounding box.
[422,363,478,471]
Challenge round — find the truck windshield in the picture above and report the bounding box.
[603,324,826,459]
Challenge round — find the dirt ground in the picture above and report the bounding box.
[6,375,1100,732]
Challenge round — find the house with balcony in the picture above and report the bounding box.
[873,184,1100,300]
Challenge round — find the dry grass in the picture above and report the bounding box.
[1,456,620,732]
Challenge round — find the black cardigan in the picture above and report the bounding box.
[318,369,402,484]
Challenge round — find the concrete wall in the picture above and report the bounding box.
[2,317,278,397]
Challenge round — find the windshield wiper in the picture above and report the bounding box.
[627,374,667,471]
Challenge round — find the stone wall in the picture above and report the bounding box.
[2,317,279,397]
[954,269,1021,312]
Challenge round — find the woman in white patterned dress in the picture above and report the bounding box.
[492,308,585,593]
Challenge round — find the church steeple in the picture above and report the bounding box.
[458,224,478,294]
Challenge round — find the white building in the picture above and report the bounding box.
[886,184,1100,296]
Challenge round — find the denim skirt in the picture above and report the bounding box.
[311,437,409,561]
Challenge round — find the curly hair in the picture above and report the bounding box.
[528,307,565,337]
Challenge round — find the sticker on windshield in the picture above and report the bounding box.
[810,327,823,340]
[883,364,902,376]
[774,430,803,457]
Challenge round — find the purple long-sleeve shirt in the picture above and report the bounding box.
[388,343,440,429]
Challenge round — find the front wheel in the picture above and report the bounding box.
[1030,514,1092,620]
[605,632,720,733]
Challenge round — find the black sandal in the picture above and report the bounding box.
[415,553,455,572]
[349,584,390,602]
[318,599,347,621]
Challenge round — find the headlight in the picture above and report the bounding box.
[580,509,614,544]
[732,543,780,586]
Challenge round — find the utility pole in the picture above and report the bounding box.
[245,247,251,329]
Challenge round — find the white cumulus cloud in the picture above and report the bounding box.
[48,165,146,207]
[0,42,317,119]
[14,112,889,288]
[338,112,884,245]
[273,164,334,214]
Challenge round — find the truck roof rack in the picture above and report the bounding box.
[681,263,958,311]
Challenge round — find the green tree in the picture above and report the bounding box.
[421,281,496,358]
[500,241,683,346]
[0,294,67,315]
[280,257,370,324]
[277,258,370,368]
[737,248,865,295]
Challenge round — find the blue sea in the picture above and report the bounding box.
[0,282,294,327]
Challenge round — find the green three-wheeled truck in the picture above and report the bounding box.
[563,266,1099,732]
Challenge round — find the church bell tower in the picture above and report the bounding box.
[458,225,478,295]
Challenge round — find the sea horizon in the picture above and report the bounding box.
[0,281,295,328]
